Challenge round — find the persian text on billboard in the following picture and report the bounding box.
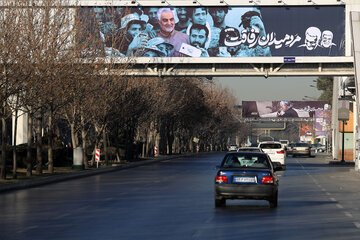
[242,101,330,118]
[77,6,345,58]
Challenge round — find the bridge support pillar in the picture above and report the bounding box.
[350,12,360,170]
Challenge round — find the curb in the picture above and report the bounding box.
[0,153,197,194]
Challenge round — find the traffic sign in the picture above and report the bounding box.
[95,149,100,162]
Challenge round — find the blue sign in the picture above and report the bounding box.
[284,57,296,63]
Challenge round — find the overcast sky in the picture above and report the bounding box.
[216,76,323,104]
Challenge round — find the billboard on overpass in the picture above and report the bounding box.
[242,101,330,118]
[76,6,345,58]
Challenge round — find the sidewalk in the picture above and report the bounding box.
[0,153,195,194]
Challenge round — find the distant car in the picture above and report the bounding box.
[237,147,263,153]
[311,143,326,153]
[214,152,280,208]
[279,140,289,149]
[258,141,286,170]
[286,143,295,156]
[228,144,238,151]
[292,142,311,157]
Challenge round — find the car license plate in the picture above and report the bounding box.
[234,176,257,183]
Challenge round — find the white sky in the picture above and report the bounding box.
[216,76,323,104]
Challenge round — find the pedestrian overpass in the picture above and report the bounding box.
[113,56,354,77]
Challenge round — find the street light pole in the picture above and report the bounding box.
[342,120,345,162]
[341,80,346,163]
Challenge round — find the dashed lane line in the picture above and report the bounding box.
[17,225,39,234]
[344,212,353,218]
[353,222,360,229]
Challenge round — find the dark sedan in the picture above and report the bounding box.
[214,152,280,208]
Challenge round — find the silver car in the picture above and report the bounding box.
[292,142,311,157]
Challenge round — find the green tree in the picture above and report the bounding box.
[316,76,333,104]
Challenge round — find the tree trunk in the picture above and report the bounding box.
[189,138,194,153]
[26,114,32,177]
[166,128,174,155]
[142,137,146,158]
[1,116,6,180]
[36,117,43,175]
[12,107,18,179]
[103,128,108,165]
[70,122,77,149]
[91,145,96,166]
[80,111,89,169]
[81,126,88,169]
[47,112,54,173]
[146,132,151,157]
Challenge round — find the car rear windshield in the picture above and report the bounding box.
[259,143,282,149]
[238,148,261,152]
[222,154,270,169]
[294,143,309,147]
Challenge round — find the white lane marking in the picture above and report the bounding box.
[354,222,360,228]
[321,188,326,192]
[17,225,39,233]
[326,192,331,196]
[344,212,353,218]
[330,197,336,202]
[54,213,71,220]
[336,204,344,209]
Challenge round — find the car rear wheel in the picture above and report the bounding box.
[269,192,278,208]
[215,198,226,208]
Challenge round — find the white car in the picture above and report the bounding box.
[258,141,286,170]
[237,147,263,153]
[228,145,238,151]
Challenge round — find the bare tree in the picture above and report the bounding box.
[0,2,26,179]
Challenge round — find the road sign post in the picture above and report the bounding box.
[154,146,158,157]
[95,148,100,168]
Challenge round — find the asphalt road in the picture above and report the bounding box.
[1,153,360,240]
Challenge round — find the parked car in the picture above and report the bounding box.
[311,143,326,153]
[258,141,286,170]
[214,152,280,208]
[237,147,263,153]
[292,142,312,157]
[228,144,238,151]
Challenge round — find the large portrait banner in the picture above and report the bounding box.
[242,101,330,119]
[76,6,345,58]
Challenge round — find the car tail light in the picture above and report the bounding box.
[293,148,297,150]
[262,176,274,184]
[277,150,285,154]
[216,175,228,183]
[305,148,309,150]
